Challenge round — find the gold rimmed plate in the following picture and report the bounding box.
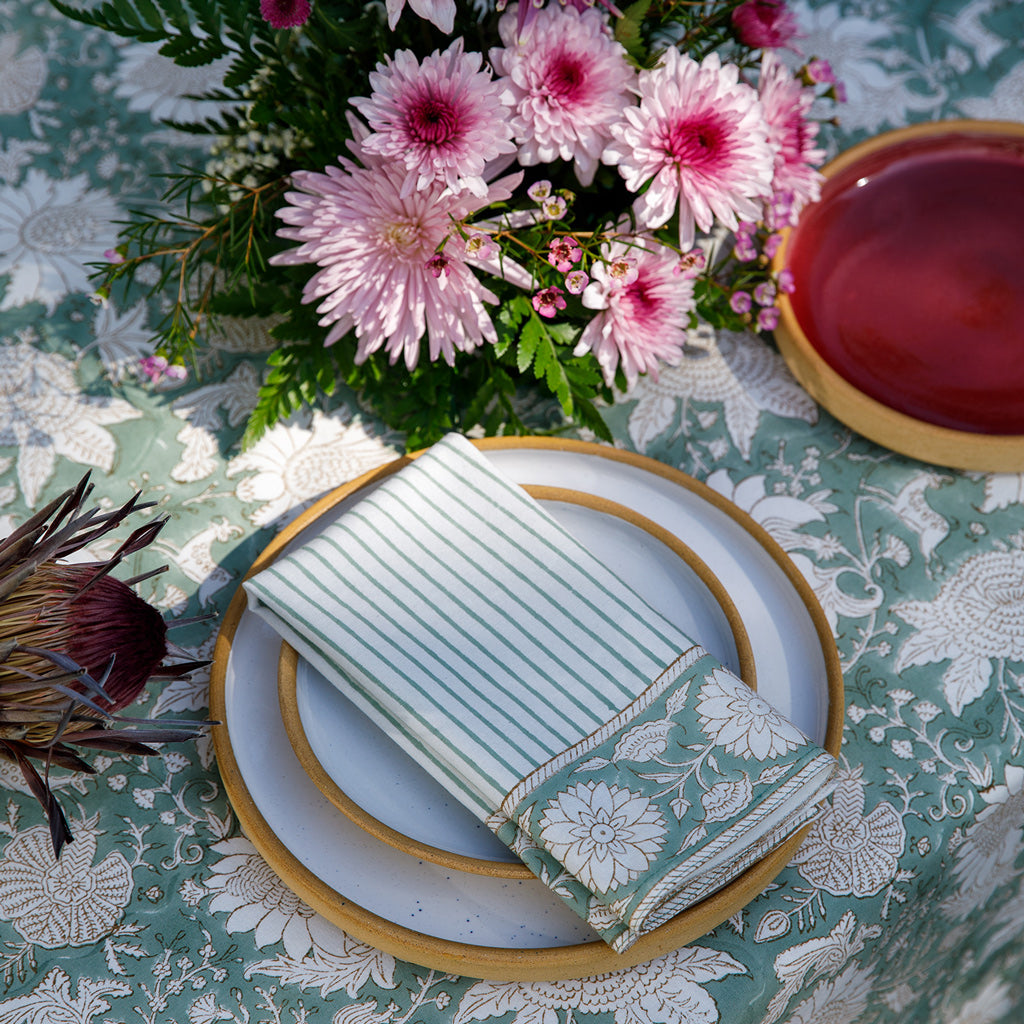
[210,437,843,982]
[277,485,757,879]
[773,119,1024,471]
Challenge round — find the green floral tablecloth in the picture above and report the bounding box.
[1,1,1024,1022]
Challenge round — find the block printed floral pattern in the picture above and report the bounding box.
[0,336,142,506]
[0,170,121,313]
[2,2,1024,1023]
[539,781,667,893]
[696,668,807,760]
[499,651,834,949]
[791,767,905,897]
[0,821,132,947]
[893,547,1024,715]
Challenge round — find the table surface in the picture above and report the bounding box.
[1,1,1024,1021]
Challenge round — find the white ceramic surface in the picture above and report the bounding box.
[221,444,836,950]
[293,495,747,865]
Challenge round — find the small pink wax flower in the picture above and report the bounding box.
[461,232,497,261]
[676,248,707,278]
[532,286,567,318]
[607,255,638,286]
[564,270,589,295]
[730,290,752,315]
[139,355,187,385]
[541,195,568,220]
[548,237,582,273]
[426,254,451,278]
[527,180,552,201]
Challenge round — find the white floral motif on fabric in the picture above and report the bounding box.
[944,764,1024,921]
[114,41,232,125]
[539,780,667,893]
[227,408,398,528]
[705,469,834,552]
[90,300,153,383]
[791,767,905,897]
[0,33,46,115]
[701,774,753,823]
[0,823,132,947]
[779,961,876,1024]
[894,547,1024,715]
[941,976,1015,1024]
[0,169,121,313]
[786,2,946,133]
[454,944,746,1024]
[626,328,817,458]
[696,668,807,760]
[204,837,339,959]
[0,968,131,1022]
[958,61,1024,121]
[0,338,142,506]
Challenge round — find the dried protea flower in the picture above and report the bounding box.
[0,475,210,856]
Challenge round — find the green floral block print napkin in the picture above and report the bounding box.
[244,433,837,952]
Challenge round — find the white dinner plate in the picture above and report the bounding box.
[210,437,843,981]
[279,486,756,877]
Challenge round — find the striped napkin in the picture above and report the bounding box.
[244,433,836,952]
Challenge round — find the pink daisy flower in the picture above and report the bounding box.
[574,237,696,388]
[270,150,520,370]
[260,0,312,29]
[758,51,825,217]
[508,0,624,39]
[491,5,636,186]
[603,49,776,250]
[352,39,515,199]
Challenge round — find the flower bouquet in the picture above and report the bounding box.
[52,0,841,448]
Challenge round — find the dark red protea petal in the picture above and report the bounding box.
[64,571,169,712]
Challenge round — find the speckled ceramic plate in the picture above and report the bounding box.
[210,438,843,982]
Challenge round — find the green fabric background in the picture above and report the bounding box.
[1,1,1023,1021]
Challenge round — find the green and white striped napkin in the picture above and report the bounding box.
[244,433,836,952]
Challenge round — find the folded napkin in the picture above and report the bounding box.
[244,433,837,952]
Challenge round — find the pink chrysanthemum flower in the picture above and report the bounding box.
[574,237,696,388]
[759,51,825,217]
[603,50,776,251]
[384,0,455,33]
[352,40,515,199]
[271,150,520,370]
[260,0,312,28]
[731,0,800,50]
[491,5,636,186]
[505,0,624,38]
